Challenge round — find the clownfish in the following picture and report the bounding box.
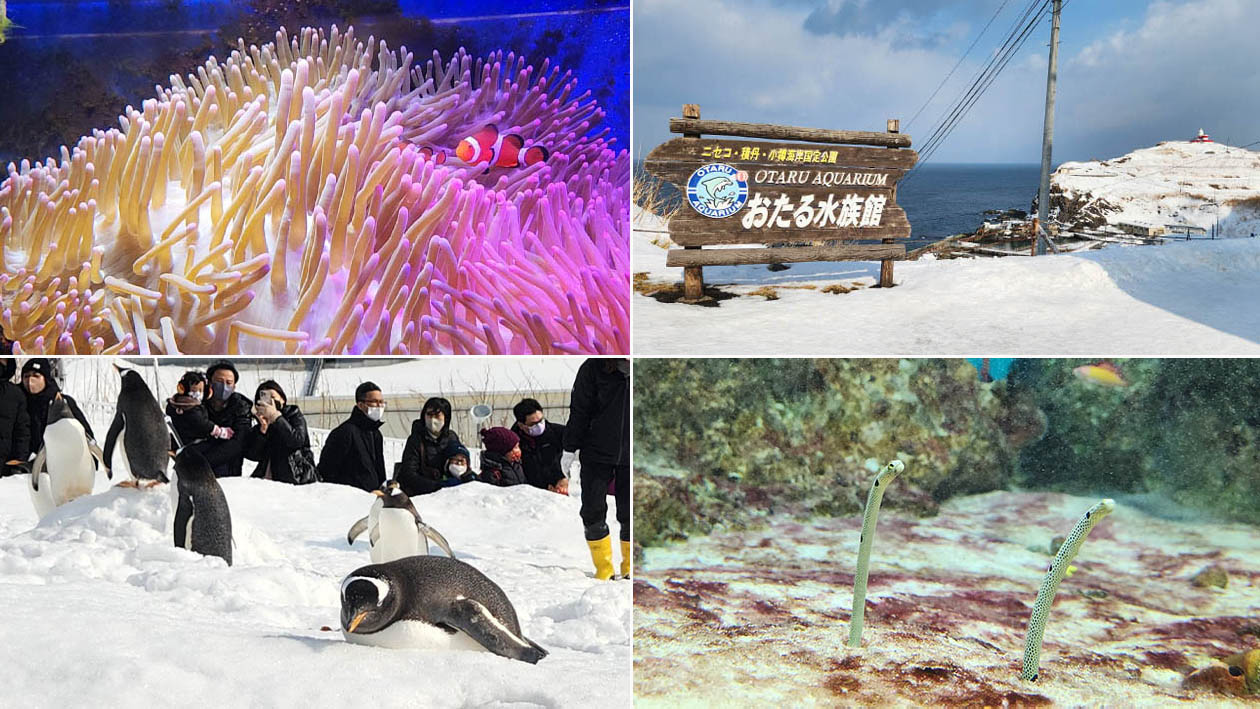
[1072,361,1128,388]
[416,145,447,165]
[454,124,550,171]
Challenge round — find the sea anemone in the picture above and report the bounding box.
[0,25,628,354]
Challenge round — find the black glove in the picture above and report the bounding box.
[459,472,476,483]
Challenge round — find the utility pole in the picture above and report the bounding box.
[1036,0,1062,256]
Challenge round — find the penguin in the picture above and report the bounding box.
[102,365,170,487]
[28,395,104,519]
[346,481,455,562]
[340,556,548,664]
[172,448,233,566]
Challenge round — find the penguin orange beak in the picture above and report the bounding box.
[372,489,385,497]
[347,611,369,633]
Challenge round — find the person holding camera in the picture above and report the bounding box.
[242,380,316,484]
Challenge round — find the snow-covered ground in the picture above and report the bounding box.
[632,206,1260,355]
[0,360,631,707]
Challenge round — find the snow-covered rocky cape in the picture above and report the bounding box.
[1050,139,1260,236]
[0,448,630,706]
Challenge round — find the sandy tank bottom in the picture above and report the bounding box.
[633,490,1260,706]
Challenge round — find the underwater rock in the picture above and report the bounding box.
[1191,564,1229,589]
[1011,359,1260,525]
[0,25,629,354]
[633,359,1042,546]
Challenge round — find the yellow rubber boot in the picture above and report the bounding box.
[620,540,632,579]
[587,536,615,580]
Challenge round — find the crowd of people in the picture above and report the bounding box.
[0,357,631,579]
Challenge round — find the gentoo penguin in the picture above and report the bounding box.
[346,481,455,562]
[103,365,170,487]
[172,448,233,566]
[340,556,547,663]
[29,395,104,519]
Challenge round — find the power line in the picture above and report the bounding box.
[906,0,1052,178]
[906,0,1014,129]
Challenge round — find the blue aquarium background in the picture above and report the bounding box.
[0,0,628,163]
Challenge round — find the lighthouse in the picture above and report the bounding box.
[1190,129,1214,144]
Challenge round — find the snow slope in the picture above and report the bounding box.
[632,206,1260,355]
[0,466,631,707]
[1052,140,1260,236]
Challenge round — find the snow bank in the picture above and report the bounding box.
[632,205,1260,355]
[0,468,630,706]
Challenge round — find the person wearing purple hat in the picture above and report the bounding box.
[477,427,528,486]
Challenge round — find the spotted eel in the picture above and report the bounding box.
[848,460,904,648]
[1021,498,1116,681]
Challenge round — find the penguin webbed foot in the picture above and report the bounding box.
[116,479,140,488]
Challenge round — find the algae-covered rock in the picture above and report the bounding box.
[633,359,1039,546]
[1011,359,1260,525]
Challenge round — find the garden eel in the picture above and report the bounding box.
[848,459,904,648]
[1021,498,1116,681]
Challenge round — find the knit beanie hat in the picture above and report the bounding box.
[480,427,519,456]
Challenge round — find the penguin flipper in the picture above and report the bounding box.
[30,447,47,491]
[102,412,124,479]
[443,598,548,664]
[347,516,370,546]
[417,521,456,558]
[87,437,105,471]
[173,491,193,549]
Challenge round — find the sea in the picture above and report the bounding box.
[635,161,1044,249]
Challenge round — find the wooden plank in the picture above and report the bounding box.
[667,205,911,246]
[666,244,905,267]
[668,118,912,148]
[645,138,917,175]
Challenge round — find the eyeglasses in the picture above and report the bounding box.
[359,400,387,407]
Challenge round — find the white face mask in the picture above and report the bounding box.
[425,416,444,435]
[448,463,467,476]
[365,406,385,422]
[525,420,545,437]
[189,390,203,402]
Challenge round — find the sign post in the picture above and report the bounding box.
[645,106,917,301]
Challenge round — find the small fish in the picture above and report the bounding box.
[1073,361,1128,388]
[454,124,550,171]
[416,145,447,165]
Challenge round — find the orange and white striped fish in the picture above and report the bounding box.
[454,124,550,171]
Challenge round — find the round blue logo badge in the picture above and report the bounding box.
[686,163,748,219]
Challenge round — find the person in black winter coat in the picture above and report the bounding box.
[166,370,211,450]
[562,358,630,580]
[510,398,567,494]
[21,358,95,456]
[189,361,254,477]
[395,397,462,497]
[0,356,31,476]
[317,381,387,492]
[477,427,528,486]
[242,380,316,484]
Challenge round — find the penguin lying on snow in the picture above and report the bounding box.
[341,556,548,664]
[29,395,104,519]
[172,448,233,566]
[347,481,455,562]
[103,366,170,487]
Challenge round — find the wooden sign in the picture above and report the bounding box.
[643,107,918,299]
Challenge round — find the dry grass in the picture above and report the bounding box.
[747,287,780,301]
[633,170,683,221]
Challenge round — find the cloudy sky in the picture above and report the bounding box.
[633,0,1260,164]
